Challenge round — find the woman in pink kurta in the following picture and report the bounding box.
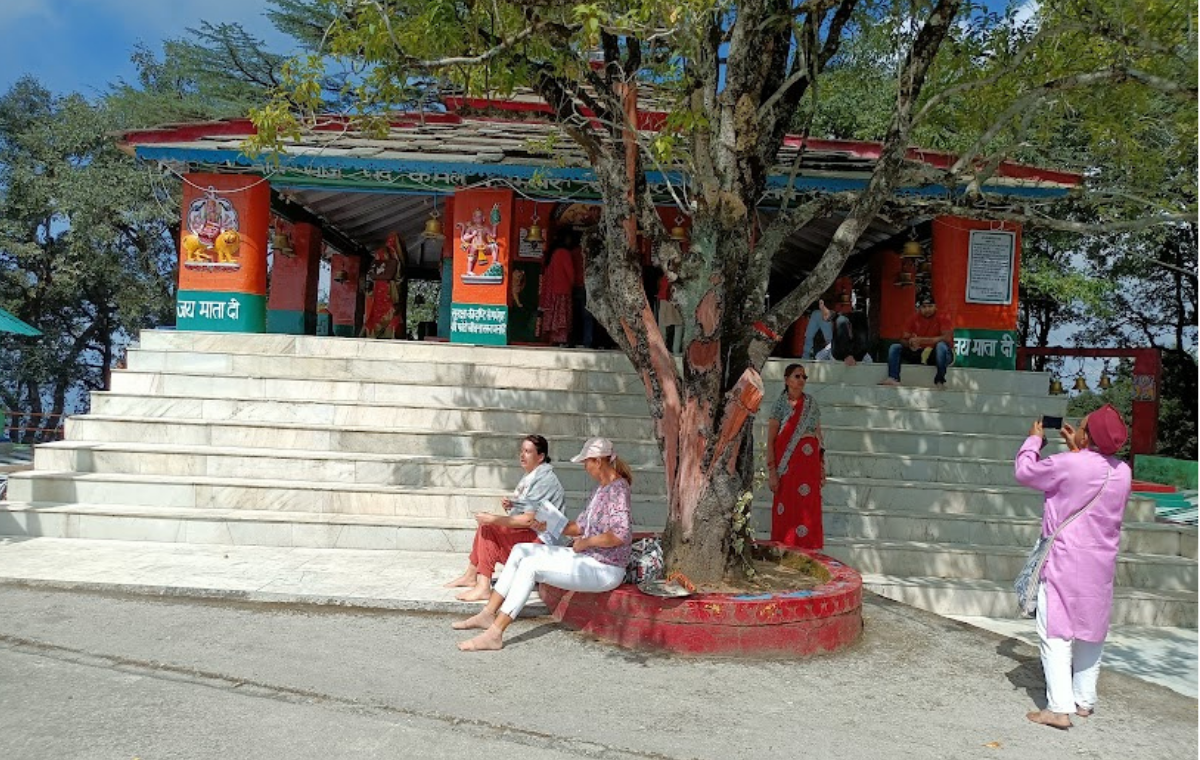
[1014,405,1133,730]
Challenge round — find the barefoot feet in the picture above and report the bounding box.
[878,377,900,387]
[452,609,496,631]
[1026,709,1072,730]
[455,582,493,602]
[457,626,504,651]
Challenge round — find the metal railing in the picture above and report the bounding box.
[3,411,67,444]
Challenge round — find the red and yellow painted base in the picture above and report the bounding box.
[539,543,862,657]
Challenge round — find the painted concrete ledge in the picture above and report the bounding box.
[540,543,863,657]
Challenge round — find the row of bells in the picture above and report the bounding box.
[1048,374,1114,394]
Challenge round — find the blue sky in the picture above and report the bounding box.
[0,0,296,98]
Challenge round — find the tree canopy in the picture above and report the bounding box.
[245,0,1196,581]
[0,77,178,437]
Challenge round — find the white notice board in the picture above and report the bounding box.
[965,230,1016,304]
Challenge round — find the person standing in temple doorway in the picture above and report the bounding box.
[539,230,576,346]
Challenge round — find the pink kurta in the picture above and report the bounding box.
[1014,437,1132,642]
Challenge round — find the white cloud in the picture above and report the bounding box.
[0,0,58,28]
[81,0,281,41]
[1012,0,1040,27]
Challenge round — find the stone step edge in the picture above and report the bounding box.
[0,502,669,534]
[827,537,1198,568]
[90,391,657,424]
[134,338,1053,385]
[860,573,1199,604]
[93,389,1064,425]
[114,364,1061,403]
[12,458,1107,499]
[129,346,641,379]
[79,403,1062,446]
[820,504,1182,535]
[112,367,649,400]
[6,500,1176,540]
[6,470,673,502]
[68,415,658,448]
[0,575,551,618]
[53,427,1040,467]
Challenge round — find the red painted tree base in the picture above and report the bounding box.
[539,542,863,657]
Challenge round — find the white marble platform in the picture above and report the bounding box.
[0,330,1192,629]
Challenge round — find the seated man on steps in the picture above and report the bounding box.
[813,299,872,366]
[879,289,954,390]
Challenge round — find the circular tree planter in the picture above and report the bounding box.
[539,542,862,657]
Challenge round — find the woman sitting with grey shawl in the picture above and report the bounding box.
[445,435,566,601]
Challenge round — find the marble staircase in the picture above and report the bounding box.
[1,330,1194,627]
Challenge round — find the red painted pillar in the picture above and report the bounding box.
[328,253,363,337]
[176,173,269,331]
[1130,349,1162,456]
[266,220,322,334]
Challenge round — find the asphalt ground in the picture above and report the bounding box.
[0,585,1194,760]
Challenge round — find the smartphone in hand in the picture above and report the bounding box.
[1042,415,1063,429]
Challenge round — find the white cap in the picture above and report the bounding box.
[570,437,615,463]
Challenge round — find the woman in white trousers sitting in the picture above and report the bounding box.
[454,437,632,652]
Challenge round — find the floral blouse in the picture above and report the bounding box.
[575,478,633,567]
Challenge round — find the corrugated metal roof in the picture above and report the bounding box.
[0,307,41,337]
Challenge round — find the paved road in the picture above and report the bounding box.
[0,585,1194,760]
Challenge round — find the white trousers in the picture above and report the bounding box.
[1036,584,1105,714]
[495,542,625,619]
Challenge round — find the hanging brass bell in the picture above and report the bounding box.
[422,213,444,239]
[894,271,914,287]
[1048,378,1064,395]
[1098,372,1113,390]
[272,230,294,257]
[902,240,923,259]
[333,270,349,283]
[670,215,688,242]
[525,220,543,243]
[1073,376,1089,392]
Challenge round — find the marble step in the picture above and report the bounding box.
[821,426,1068,461]
[65,408,1059,467]
[87,393,658,440]
[822,507,1196,559]
[137,330,1057,395]
[0,503,677,552]
[39,426,1037,494]
[88,390,1063,441]
[821,477,1157,522]
[108,366,1062,420]
[824,538,1197,591]
[30,440,669,495]
[822,450,1021,485]
[5,469,676,521]
[139,330,644,373]
[61,417,666,465]
[861,574,1197,628]
[126,348,650,396]
[108,370,657,416]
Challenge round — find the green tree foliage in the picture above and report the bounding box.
[0,78,177,438]
[246,0,1195,580]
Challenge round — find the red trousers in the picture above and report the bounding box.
[469,524,539,577]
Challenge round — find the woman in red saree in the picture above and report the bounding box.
[767,363,825,549]
[539,232,575,345]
